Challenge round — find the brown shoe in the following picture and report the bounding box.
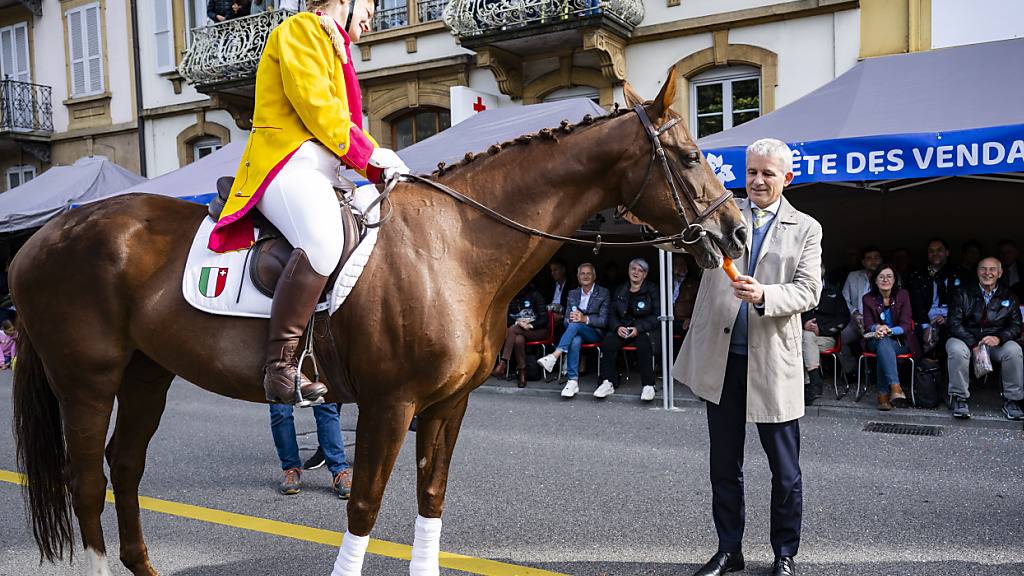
[264,249,330,404]
[877,392,893,411]
[890,383,909,408]
[517,369,527,388]
[491,359,508,379]
[333,469,352,499]
[278,467,301,495]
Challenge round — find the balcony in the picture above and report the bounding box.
[0,79,53,140]
[0,0,41,16]
[444,0,643,52]
[371,0,445,32]
[178,9,296,128]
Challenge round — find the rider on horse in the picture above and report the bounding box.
[208,0,407,404]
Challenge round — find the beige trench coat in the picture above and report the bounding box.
[673,197,822,423]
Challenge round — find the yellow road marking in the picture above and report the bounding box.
[0,469,567,576]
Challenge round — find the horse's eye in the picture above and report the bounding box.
[685,151,701,165]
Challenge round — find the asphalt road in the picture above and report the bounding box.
[1,371,1023,576]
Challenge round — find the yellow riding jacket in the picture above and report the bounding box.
[209,11,379,252]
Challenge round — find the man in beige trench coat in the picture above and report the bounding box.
[673,138,822,576]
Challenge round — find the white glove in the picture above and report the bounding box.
[368,147,409,181]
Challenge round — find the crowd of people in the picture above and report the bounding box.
[494,254,701,402]
[801,239,1023,419]
[206,0,303,22]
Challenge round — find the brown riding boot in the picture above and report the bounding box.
[877,392,893,411]
[263,249,330,404]
[491,358,508,379]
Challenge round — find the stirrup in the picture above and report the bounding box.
[294,315,325,408]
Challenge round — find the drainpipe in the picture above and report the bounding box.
[128,0,147,176]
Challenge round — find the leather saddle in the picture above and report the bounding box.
[208,176,363,301]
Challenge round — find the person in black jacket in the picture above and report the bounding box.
[596,258,661,402]
[493,284,548,388]
[800,270,849,404]
[946,257,1023,421]
[908,238,962,353]
[208,0,235,22]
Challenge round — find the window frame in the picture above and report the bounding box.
[65,2,105,98]
[390,107,450,150]
[192,136,223,161]
[689,66,761,139]
[154,0,175,73]
[5,164,35,191]
[0,22,31,84]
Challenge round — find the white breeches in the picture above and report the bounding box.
[257,141,345,276]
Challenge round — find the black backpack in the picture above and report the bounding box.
[913,360,947,408]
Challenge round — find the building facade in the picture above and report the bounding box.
[1,0,1021,195]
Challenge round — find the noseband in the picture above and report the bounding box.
[617,105,734,246]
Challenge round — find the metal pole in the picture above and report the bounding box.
[129,0,147,177]
[659,248,675,410]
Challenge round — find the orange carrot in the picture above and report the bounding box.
[723,257,741,282]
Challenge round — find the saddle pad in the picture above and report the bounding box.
[182,184,381,318]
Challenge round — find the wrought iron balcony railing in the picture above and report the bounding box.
[179,9,295,88]
[418,0,445,23]
[373,4,409,31]
[444,0,644,37]
[0,78,53,135]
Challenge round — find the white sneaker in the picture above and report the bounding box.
[560,380,579,398]
[640,385,656,402]
[536,354,557,373]
[593,380,615,398]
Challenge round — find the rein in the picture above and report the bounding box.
[369,106,734,253]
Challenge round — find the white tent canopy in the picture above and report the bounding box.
[0,156,145,233]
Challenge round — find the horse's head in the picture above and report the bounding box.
[613,68,746,269]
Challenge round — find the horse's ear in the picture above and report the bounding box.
[650,67,678,121]
[623,82,644,109]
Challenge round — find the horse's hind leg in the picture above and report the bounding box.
[104,353,174,576]
[333,401,416,576]
[409,394,470,576]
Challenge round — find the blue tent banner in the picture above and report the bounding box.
[703,123,1024,188]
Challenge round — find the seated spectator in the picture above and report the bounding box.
[839,246,883,380]
[536,263,610,397]
[998,239,1023,290]
[891,247,912,279]
[862,263,921,411]
[908,238,961,352]
[492,284,548,388]
[546,258,571,327]
[227,0,251,19]
[0,319,16,369]
[269,402,351,498]
[207,0,234,22]
[595,258,661,401]
[671,255,699,337]
[946,257,1023,421]
[957,239,983,285]
[801,269,849,405]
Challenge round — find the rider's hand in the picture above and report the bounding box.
[369,147,409,181]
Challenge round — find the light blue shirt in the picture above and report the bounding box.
[730,199,780,355]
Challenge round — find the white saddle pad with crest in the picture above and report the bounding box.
[182,184,381,318]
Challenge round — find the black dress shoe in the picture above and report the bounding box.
[692,551,744,576]
[771,556,796,576]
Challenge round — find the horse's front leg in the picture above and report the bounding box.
[409,392,471,576]
[333,401,415,576]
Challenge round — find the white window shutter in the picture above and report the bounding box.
[0,29,13,80]
[13,24,29,83]
[155,0,174,71]
[85,6,103,93]
[68,9,86,96]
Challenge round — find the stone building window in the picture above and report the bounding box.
[689,65,760,138]
[390,108,450,150]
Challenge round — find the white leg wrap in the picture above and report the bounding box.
[84,548,112,576]
[409,515,442,576]
[331,531,370,576]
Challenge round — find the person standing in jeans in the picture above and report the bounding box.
[270,402,351,498]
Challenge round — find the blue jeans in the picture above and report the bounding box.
[866,337,910,393]
[269,403,349,475]
[556,322,601,380]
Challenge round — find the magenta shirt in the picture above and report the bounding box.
[0,331,15,360]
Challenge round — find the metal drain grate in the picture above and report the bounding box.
[862,421,943,437]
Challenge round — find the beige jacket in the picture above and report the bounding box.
[673,197,822,423]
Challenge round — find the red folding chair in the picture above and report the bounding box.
[819,336,843,398]
[526,311,557,381]
[856,346,915,404]
[618,343,656,383]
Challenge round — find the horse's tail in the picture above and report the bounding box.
[12,324,74,563]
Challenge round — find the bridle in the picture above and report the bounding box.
[368,105,735,252]
[618,104,734,246]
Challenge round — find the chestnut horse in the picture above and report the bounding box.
[11,72,745,574]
